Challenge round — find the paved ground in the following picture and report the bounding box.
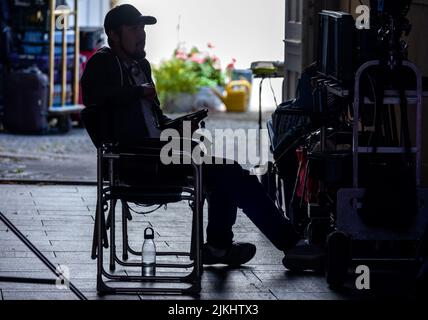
[0,184,322,300]
[0,111,423,300]
[0,184,421,300]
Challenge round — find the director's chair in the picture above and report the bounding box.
[82,107,204,296]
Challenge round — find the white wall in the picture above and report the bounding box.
[78,0,110,27]
[117,0,286,111]
[61,0,109,27]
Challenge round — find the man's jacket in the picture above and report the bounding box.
[81,46,170,145]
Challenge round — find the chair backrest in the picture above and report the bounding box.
[81,106,114,148]
[81,106,194,188]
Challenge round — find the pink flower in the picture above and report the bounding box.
[190,53,205,64]
[207,42,215,49]
[226,58,237,71]
[175,50,188,60]
[227,59,236,69]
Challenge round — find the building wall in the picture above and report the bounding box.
[77,0,111,27]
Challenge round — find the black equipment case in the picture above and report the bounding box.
[4,66,49,134]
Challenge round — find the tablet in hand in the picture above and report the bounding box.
[160,108,209,129]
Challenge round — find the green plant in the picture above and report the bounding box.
[184,45,226,88]
[152,58,199,104]
[153,43,235,105]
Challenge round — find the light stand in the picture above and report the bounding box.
[0,211,87,300]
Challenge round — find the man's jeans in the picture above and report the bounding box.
[202,160,297,251]
[122,155,297,252]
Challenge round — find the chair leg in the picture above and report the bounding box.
[198,196,204,277]
[96,191,105,294]
[106,210,112,230]
[190,202,196,261]
[101,202,109,249]
[194,166,203,283]
[109,199,117,272]
[122,201,129,261]
[91,201,100,260]
[92,200,109,258]
[190,193,205,261]
[200,196,206,246]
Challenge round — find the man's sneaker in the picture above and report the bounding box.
[282,241,326,272]
[202,242,257,266]
[283,228,301,251]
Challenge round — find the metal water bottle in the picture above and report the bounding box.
[142,227,156,277]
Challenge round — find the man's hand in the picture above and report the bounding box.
[191,118,203,133]
[176,119,201,135]
[139,83,157,99]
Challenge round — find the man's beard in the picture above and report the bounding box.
[130,49,146,60]
[119,39,146,60]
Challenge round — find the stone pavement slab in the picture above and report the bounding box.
[0,184,417,300]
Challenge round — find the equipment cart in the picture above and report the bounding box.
[8,0,84,133]
[324,60,428,287]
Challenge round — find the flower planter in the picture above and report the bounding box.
[162,92,196,113]
[194,87,224,112]
[162,87,224,113]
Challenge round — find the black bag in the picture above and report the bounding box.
[269,63,316,159]
[266,64,316,214]
[4,66,49,134]
[270,104,311,157]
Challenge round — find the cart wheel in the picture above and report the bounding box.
[326,231,350,288]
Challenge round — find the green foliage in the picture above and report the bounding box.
[153,44,231,105]
[152,58,199,103]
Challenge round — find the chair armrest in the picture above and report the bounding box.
[103,138,200,167]
[116,138,167,151]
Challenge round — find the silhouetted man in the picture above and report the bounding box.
[81,4,300,268]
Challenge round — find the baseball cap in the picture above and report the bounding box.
[104,4,157,34]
